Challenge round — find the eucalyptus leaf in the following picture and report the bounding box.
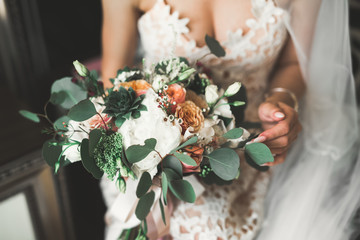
[135,191,155,221]
[89,129,103,157]
[223,128,244,139]
[173,152,197,166]
[161,172,168,205]
[19,110,40,123]
[163,155,183,176]
[136,172,152,198]
[50,91,68,105]
[169,179,196,203]
[68,99,97,121]
[170,136,198,154]
[163,168,181,181]
[54,116,71,131]
[80,139,104,179]
[207,148,239,181]
[205,34,226,57]
[159,197,166,225]
[245,152,269,172]
[51,77,87,109]
[42,140,63,168]
[125,138,157,163]
[245,142,274,165]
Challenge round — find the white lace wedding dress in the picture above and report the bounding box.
[101,0,289,239]
[139,0,287,239]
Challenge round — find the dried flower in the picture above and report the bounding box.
[175,101,204,133]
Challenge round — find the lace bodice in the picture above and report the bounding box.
[138,0,287,121]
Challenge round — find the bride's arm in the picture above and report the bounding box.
[101,0,140,89]
[256,36,305,165]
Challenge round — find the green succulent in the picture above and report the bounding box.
[104,87,147,127]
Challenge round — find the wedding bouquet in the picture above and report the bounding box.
[19,36,274,239]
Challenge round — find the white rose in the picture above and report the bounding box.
[224,82,241,97]
[213,98,236,131]
[119,89,182,177]
[62,97,107,162]
[205,85,219,105]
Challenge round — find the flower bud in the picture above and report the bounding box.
[205,85,219,105]
[116,177,126,193]
[120,167,128,178]
[73,60,89,77]
[233,101,245,106]
[224,82,241,97]
[178,68,196,81]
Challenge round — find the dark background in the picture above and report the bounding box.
[0,0,360,240]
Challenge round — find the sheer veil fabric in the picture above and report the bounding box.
[257,0,360,239]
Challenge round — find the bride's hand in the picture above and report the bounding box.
[255,101,302,166]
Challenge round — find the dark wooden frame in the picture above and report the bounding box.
[0,150,66,240]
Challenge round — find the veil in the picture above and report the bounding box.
[257,0,360,239]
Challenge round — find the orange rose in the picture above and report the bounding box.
[175,101,204,133]
[119,80,151,96]
[181,145,204,173]
[165,84,186,113]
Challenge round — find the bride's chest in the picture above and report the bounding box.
[138,0,288,74]
[138,0,257,48]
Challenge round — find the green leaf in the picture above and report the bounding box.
[207,148,239,181]
[136,172,152,198]
[169,179,196,203]
[218,115,233,128]
[223,128,244,139]
[115,117,126,127]
[205,34,226,57]
[170,136,198,154]
[163,155,183,176]
[173,152,197,166]
[89,129,103,157]
[137,104,147,112]
[245,142,274,165]
[80,139,104,179]
[202,171,234,186]
[50,91,68,105]
[159,198,166,225]
[19,110,40,123]
[54,116,71,131]
[135,191,155,220]
[42,140,63,168]
[163,168,181,181]
[161,172,168,205]
[125,138,157,163]
[68,99,97,121]
[51,77,87,109]
[245,152,269,172]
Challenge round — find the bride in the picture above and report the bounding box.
[99,0,360,239]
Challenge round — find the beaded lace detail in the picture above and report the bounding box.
[137,0,287,239]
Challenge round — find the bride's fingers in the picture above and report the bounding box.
[263,129,299,148]
[269,146,288,155]
[263,152,287,166]
[258,102,285,122]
